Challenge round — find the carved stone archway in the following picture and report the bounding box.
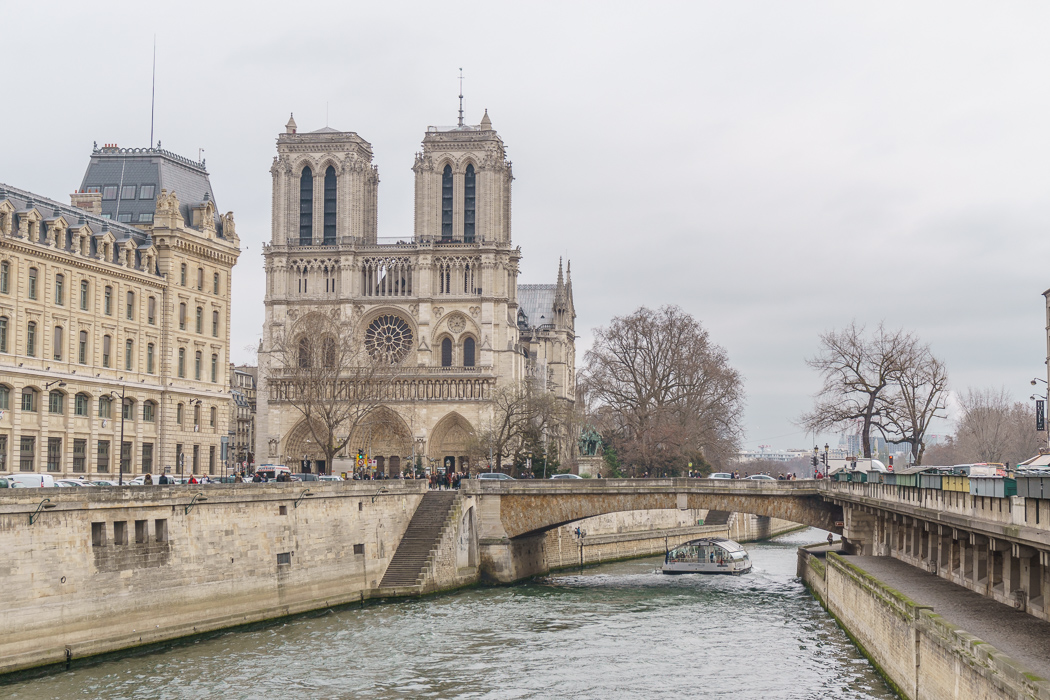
[350,407,413,476]
[429,411,476,474]
[283,418,327,473]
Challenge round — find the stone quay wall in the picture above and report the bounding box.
[798,546,1050,700]
[544,509,803,570]
[0,481,427,677]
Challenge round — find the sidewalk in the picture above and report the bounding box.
[846,555,1050,682]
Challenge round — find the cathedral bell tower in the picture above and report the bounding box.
[412,110,513,244]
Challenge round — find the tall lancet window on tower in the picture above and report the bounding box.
[441,164,453,241]
[299,167,314,245]
[323,166,337,245]
[464,164,476,242]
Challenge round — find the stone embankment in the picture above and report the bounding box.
[799,544,1050,700]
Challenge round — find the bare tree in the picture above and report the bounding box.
[582,305,744,475]
[265,310,399,473]
[954,388,1043,466]
[470,380,559,473]
[879,346,949,465]
[801,322,930,459]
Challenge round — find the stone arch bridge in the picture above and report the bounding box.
[459,479,843,582]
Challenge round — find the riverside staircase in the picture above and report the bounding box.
[378,490,460,590]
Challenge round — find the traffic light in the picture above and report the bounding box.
[888,455,893,468]
[811,454,818,467]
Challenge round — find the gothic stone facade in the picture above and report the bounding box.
[256,113,576,474]
[0,146,240,478]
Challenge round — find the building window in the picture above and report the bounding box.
[121,185,136,200]
[213,272,220,294]
[176,444,184,474]
[212,310,219,337]
[180,263,187,286]
[49,390,63,414]
[74,393,88,416]
[196,307,203,334]
[147,296,156,324]
[102,334,111,367]
[102,186,117,201]
[464,163,476,242]
[464,337,476,367]
[441,337,453,367]
[55,273,65,306]
[441,164,453,240]
[126,291,134,320]
[47,437,62,472]
[211,354,218,383]
[178,348,185,377]
[80,280,89,310]
[209,406,216,427]
[117,213,132,223]
[104,286,112,315]
[140,185,155,199]
[20,436,35,472]
[176,403,183,426]
[193,444,200,474]
[143,401,155,422]
[28,267,38,299]
[26,321,36,357]
[179,302,186,330]
[22,387,37,412]
[195,350,202,380]
[137,213,153,223]
[53,326,63,360]
[298,337,310,368]
[209,445,216,475]
[299,166,314,245]
[323,166,337,244]
[79,330,88,364]
[0,316,6,353]
[125,339,133,370]
[193,403,201,427]
[97,440,110,473]
[197,267,203,291]
[141,443,153,473]
[122,399,132,421]
[98,396,112,419]
[146,343,154,374]
[0,385,8,409]
[121,441,131,474]
[73,439,86,472]
[0,261,8,294]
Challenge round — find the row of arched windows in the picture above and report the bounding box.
[441,164,476,242]
[299,166,337,245]
[0,384,158,422]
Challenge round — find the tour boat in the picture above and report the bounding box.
[662,537,752,575]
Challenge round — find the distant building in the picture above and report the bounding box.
[230,364,256,470]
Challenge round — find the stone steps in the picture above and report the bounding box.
[704,510,732,526]
[379,491,459,589]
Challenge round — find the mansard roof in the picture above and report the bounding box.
[0,182,159,273]
[78,143,226,237]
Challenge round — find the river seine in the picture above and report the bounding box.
[5,528,896,699]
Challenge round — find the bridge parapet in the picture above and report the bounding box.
[460,477,823,497]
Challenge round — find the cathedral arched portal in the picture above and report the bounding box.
[350,407,413,476]
[429,411,476,475]
[283,418,329,474]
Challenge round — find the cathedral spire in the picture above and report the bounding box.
[554,257,567,311]
[285,113,297,134]
[457,68,464,127]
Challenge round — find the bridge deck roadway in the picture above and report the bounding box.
[847,555,1050,682]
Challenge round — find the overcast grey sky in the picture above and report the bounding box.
[4,1,1049,450]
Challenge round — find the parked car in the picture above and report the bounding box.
[477,472,515,480]
[8,474,56,488]
[56,479,96,487]
[550,473,583,479]
[709,473,733,480]
[90,480,120,487]
[318,475,343,482]
[296,473,320,482]
[744,474,776,481]
[0,477,11,488]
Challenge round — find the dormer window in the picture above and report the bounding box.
[102,186,118,201]
[139,185,155,199]
[121,186,136,200]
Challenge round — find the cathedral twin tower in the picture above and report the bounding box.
[256,110,575,475]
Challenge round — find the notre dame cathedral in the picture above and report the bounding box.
[255,109,576,475]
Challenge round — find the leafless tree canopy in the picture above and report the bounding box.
[266,310,400,472]
[800,322,948,464]
[582,305,744,474]
[924,388,1044,467]
[469,380,560,472]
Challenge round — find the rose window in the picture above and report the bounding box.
[365,314,414,363]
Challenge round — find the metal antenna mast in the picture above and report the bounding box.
[458,68,464,127]
[150,35,157,147]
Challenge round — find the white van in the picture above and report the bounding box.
[8,473,56,488]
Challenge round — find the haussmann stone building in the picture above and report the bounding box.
[0,144,240,479]
[255,110,576,475]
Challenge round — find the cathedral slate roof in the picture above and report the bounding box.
[517,284,557,329]
[78,145,225,236]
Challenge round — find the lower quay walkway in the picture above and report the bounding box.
[846,554,1050,683]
